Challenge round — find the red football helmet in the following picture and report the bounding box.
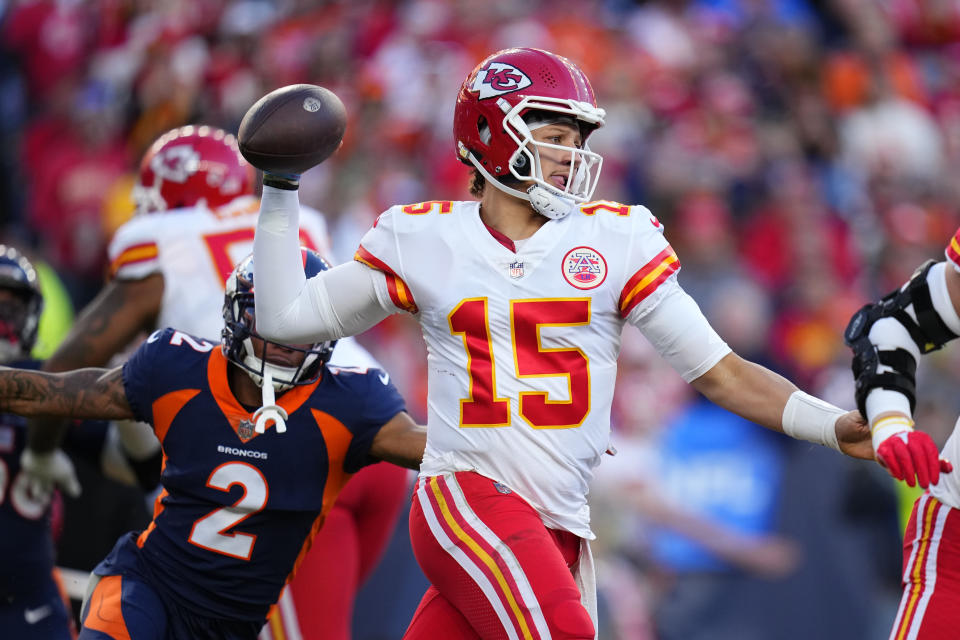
[133,125,254,214]
[453,48,606,218]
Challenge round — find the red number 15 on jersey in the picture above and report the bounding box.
[449,298,590,430]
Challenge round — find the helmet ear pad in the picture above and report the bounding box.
[512,153,529,172]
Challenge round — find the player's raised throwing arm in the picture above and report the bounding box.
[0,366,133,420]
[254,184,393,343]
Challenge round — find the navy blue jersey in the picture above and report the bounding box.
[0,359,57,598]
[100,328,406,623]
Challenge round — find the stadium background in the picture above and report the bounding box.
[2,0,959,638]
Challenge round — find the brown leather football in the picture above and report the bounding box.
[238,84,346,174]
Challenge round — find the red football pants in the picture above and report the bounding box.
[890,493,960,639]
[404,471,595,639]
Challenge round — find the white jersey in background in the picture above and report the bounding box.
[108,195,376,368]
[355,199,730,537]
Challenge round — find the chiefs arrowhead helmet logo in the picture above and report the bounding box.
[471,62,532,99]
[151,144,201,183]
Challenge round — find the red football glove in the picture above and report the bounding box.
[876,430,953,489]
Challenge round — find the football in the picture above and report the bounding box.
[237,84,347,174]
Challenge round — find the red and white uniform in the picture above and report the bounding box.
[253,187,731,638]
[930,229,960,512]
[357,199,729,538]
[890,493,960,640]
[880,227,960,640]
[109,195,380,371]
[108,196,329,341]
[352,199,728,638]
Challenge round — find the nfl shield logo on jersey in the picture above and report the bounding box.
[509,260,525,279]
[561,246,607,290]
[237,419,255,441]
[493,481,512,495]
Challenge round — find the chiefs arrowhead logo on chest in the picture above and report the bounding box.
[561,246,607,290]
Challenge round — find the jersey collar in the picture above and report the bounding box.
[207,349,320,440]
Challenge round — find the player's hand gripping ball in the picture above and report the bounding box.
[238,84,347,174]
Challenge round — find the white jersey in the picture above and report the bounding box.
[931,425,960,508]
[108,195,376,368]
[931,240,960,508]
[356,199,711,537]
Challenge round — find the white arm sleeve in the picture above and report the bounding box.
[254,185,393,343]
[626,277,731,382]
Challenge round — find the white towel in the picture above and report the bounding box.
[573,538,598,639]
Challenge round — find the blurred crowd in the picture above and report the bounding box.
[3,0,960,638]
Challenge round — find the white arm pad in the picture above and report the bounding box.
[862,261,960,426]
[863,317,920,426]
[254,186,393,343]
[627,278,731,382]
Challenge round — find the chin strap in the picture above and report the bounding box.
[252,370,288,434]
[526,184,575,220]
[465,150,578,220]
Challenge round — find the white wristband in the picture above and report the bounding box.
[781,390,845,452]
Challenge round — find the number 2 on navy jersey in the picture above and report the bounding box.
[188,462,268,560]
[449,298,590,429]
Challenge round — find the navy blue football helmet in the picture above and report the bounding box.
[222,248,336,390]
[0,245,42,362]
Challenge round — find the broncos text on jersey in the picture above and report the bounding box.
[93,328,405,622]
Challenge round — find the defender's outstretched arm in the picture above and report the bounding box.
[0,366,133,420]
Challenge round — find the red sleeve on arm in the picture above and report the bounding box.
[618,247,680,318]
[354,245,418,313]
[946,227,960,270]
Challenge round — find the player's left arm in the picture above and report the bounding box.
[629,278,871,459]
[368,410,425,470]
[689,353,872,460]
[0,366,133,420]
